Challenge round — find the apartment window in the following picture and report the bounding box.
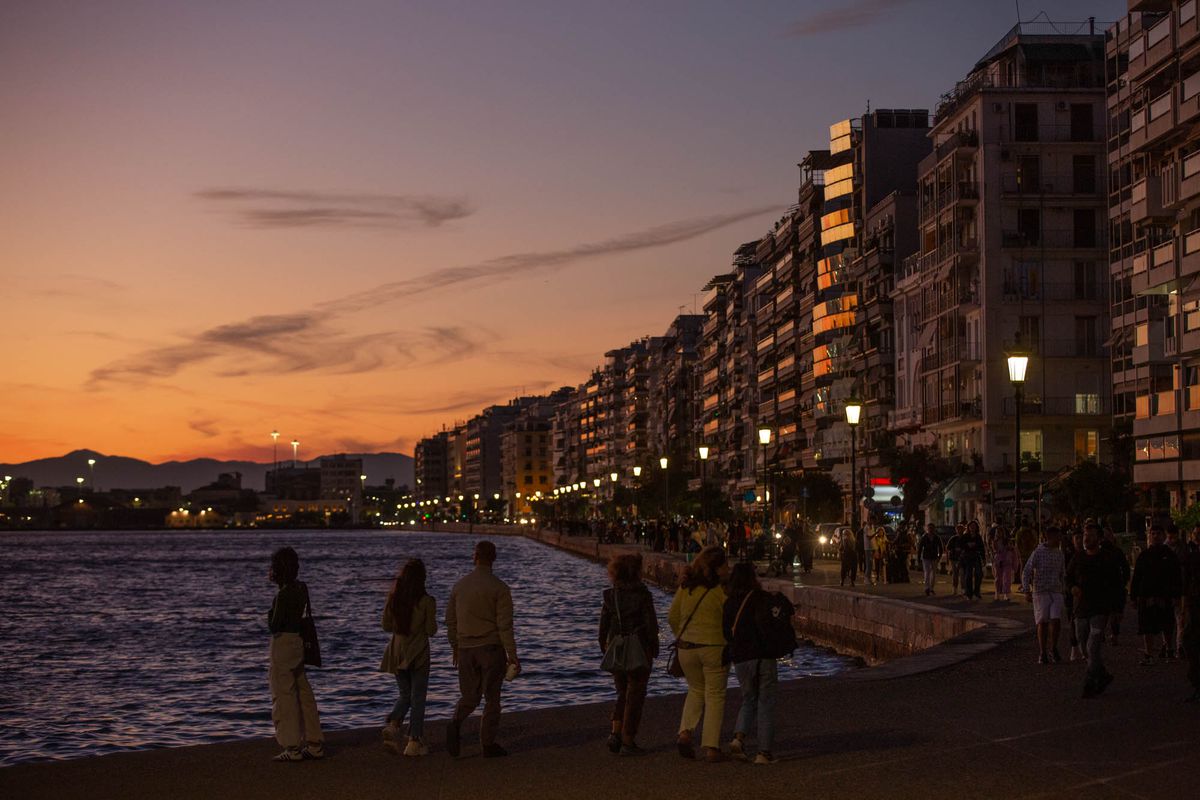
[1015,103,1039,142]
[1074,261,1098,300]
[1070,103,1094,142]
[1073,155,1096,194]
[1075,316,1098,357]
[524,475,533,485]
[1018,208,1041,245]
[1074,430,1099,462]
[1074,209,1096,248]
[1019,315,1041,353]
[1075,393,1101,414]
[1017,155,1040,193]
[1006,261,1041,298]
[1020,430,1043,467]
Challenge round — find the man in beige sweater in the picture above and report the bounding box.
[445,540,520,758]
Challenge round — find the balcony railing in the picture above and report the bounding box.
[1001,229,1100,249]
[1001,281,1108,302]
[1002,396,1111,416]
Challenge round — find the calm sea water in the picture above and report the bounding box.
[0,530,851,765]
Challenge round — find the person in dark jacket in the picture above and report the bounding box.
[946,524,967,595]
[722,562,778,765]
[959,521,987,600]
[839,527,858,587]
[1131,523,1184,664]
[598,553,659,756]
[917,523,945,596]
[1065,522,1124,698]
[1181,542,1200,702]
[1100,528,1131,645]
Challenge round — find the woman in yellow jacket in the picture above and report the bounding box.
[668,546,731,762]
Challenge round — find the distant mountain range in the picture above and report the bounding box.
[0,449,414,493]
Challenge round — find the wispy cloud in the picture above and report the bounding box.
[787,0,917,37]
[321,205,782,315]
[30,273,127,298]
[196,187,474,229]
[87,205,778,389]
[87,319,484,388]
[188,418,219,438]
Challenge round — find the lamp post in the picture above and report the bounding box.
[632,465,642,518]
[845,399,862,534]
[271,431,279,471]
[757,422,771,528]
[75,476,84,501]
[359,474,367,523]
[659,457,669,518]
[87,458,96,490]
[609,472,618,518]
[698,445,709,521]
[290,439,299,468]
[1007,347,1030,525]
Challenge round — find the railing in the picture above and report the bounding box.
[1149,90,1174,122]
[1185,151,1200,180]
[1186,228,1200,256]
[1153,240,1176,267]
[1002,396,1111,416]
[1184,0,1197,26]
[1002,229,1099,249]
[1001,281,1108,302]
[1133,251,1149,274]
[1147,13,1172,48]
[1001,173,1097,195]
[1188,384,1200,411]
[1003,338,1108,358]
[1185,70,1200,103]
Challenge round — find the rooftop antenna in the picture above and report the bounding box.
[1014,0,1022,23]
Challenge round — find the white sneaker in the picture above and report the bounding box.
[754,751,778,765]
[381,725,399,742]
[273,748,304,762]
[403,738,429,757]
[1069,647,1082,663]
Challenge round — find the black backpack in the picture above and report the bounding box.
[757,591,798,659]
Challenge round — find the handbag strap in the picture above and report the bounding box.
[731,590,754,638]
[301,581,314,618]
[675,587,712,642]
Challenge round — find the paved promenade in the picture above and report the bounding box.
[3,548,1197,800]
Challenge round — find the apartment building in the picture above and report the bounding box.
[1106,1,1200,509]
[699,244,762,505]
[911,22,1110,521]
[646,314,705,475]
[499,389,569,514]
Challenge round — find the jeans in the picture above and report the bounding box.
[961,560,983,597]
[678,645,728,749]
[922,558,937,592]
[734,659,777,753]
[1074,614,1109,686]
[389,665,430,739]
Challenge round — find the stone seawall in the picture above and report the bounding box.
[431,523,991,665]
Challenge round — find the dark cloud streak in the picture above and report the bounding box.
[787,0,917,37]
[196,187,474,229]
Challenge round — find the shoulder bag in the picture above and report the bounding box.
[600,589,649,673]
[665,587,711,678]
[300,583,322,668]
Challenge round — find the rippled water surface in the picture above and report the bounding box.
[0,530,852,765]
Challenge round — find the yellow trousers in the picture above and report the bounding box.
[677,645,728,749]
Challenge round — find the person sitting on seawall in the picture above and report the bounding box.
[598,553,659,756]
[380,558,436,757]
[267,546,325,762]
[669,546,731,763]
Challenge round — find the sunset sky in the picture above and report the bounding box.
[1,0,1122,464]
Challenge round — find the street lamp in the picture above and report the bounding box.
[632,465,642,518]
[757,422,771,528]
[87,458,96,490]
[1007,346,1030,525]
[75,476,84,500]
[845,398,862,534]
[659,457,669,518]
[271,431,279,470]
[698,445,710,521]
[290,439,299,468]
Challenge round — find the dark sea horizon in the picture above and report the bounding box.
[0,529,852,765]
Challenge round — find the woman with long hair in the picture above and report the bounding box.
[380,558,437,756]
[668,545,730,763]
[723,562,779,764]
[598,553,659,756]
[991,528,1020,601]
[267,546,324,762]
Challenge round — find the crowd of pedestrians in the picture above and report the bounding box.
[263,515,1200,765]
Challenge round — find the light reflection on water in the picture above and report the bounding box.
[0,530,851,765]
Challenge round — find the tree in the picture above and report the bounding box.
[1049,460,1136,527]
[878,444,954,523]
[774,470,843,523]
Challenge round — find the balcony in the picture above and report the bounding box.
[1001,281,1108,303]
[1128,13,1175,82]
[1183,228,1200,278]
[1182,0,1199,48]
[1002,395,1110,417]
[1131,175,1168,222]
[1133,240,1178,294]
[1181,151,1200,205]
[1130,90,1177,152]
[1001,229,1101,250]
[1001,173,1099,197]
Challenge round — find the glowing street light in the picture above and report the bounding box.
[610,472,618,483]
[845,398,863,534]
[271,430,279,469]
[87,458,96,490]
[1007,344,1031,524]
[290,439,299,468]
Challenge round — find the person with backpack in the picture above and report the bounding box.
[598,553,659,756]
[722,562,794,765]
[917,523,944,596]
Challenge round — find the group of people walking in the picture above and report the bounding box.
[265,541,795,764]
